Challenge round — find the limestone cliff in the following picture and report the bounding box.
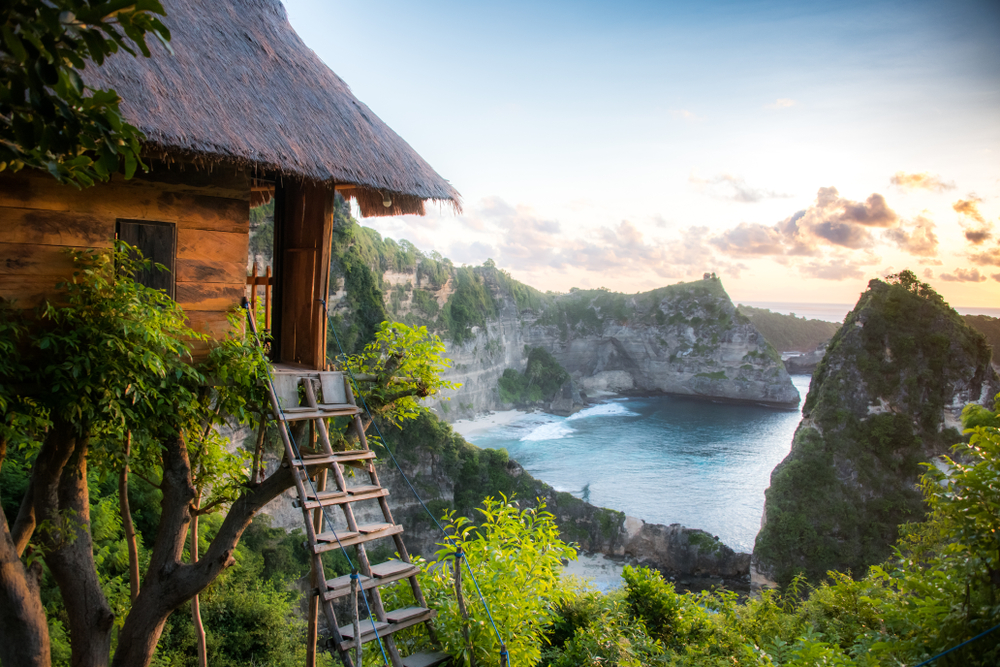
[752,274,1000,588]
[353,265,799,418]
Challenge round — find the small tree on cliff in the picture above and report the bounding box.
[0,246,455,667]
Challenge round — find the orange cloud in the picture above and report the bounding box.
[889,171,955,192]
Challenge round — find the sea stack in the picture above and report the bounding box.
[752,272,1000,588]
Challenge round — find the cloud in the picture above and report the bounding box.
[993,273,1000,283]
[765,98,796,109]
[968,247,1000,266]
[883,215,939,257]
[954,197,986,224]
[953,197,993,245]
[799,259,865,281]
[689,173,792,203]
[923,268,934,280]
[710,186,898,257]
[670,109,702,121]
[889,172,955,192]
[449,197,724,282]
[939,268,988,282]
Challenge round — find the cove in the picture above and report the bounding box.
[465,375,812,553]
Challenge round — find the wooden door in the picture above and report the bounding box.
[271,180,334,369]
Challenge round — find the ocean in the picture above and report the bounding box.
[465,375,813,554]
[739,301,1000,323]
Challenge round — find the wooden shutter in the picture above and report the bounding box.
[116,220,177,299]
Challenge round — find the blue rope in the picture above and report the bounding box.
[242,301,389,667]
[327,322,509,656]
[911,622,1000,667]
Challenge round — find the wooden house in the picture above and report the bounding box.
[0,0,460,370]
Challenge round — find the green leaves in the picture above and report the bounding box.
[0,0,170,187]
[342,321,459,427]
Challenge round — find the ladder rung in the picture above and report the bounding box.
[292,489,348,509]
[275,406,361,422]
[347,484,382,495]
[385,606,429,624]
[315,529,359,543]
[402,651,451,667]
[312,524,404,554]
[292,450,376,468]
[369,560,416,579]
[299,487,387,510]
[337,618,388,641]
[358,522,392,533]
[335,608,435,650]
[321,562,418,601]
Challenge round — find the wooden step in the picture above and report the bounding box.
[312,524,404,554]
[292,450,376,468]
[337,618,388,641]
[292,489,347,509]
[385,606,429,624]
[336,608,435,651]
[298,486,388,510]
[321,561,418,601]
[346,484,382,495]
[402,651,451,667]
[275,405,360,421]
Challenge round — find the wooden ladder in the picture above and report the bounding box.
[263,366,449,667]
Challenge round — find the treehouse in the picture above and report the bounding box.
[0,0,460,370]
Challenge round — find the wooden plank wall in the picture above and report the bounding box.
[0,168,251,359]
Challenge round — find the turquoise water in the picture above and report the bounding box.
[466,375,812,553]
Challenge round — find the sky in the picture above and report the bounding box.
[283,0,1000,308]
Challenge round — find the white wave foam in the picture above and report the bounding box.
[520,421,576,441]
[567,402,639,420]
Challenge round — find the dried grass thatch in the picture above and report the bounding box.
[84,0,460,216]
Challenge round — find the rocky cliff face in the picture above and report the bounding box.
[752,274,1000,588]
[412,275,800,418]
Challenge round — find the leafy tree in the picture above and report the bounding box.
[383,497,576,667]
[0,0,170,186]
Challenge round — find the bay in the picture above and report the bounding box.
[465,375,812,553]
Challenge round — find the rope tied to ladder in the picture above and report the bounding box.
[328,321,510,663]
[241,300,390,667]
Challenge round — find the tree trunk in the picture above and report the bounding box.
[119,432,141,603]
[190,491,208,667]
[40,435,115,667]
[111,434,295,667]
[0,438,51,667]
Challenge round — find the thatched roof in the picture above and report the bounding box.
[84,0,460,217]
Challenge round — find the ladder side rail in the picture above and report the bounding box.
[342,386,436,654]
[265,379,354,667]
[302,381,337,457]
[343,381,432,612]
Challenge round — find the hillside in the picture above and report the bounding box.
[736,304,841,352]
[752,272,1000,587]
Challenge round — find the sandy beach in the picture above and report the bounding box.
[451,409,527,437]
[563,553,625,592]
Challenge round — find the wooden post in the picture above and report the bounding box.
[454,550,474,667]
[307,468,328,667]
[250,261,258,314]
[351,573,362,667]
[264,265,272,331]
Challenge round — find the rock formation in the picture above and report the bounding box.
[752,273,1000,588]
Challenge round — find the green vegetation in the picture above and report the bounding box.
[498,347,571,404]
[964,314,1000,361]
[1,1,169,185]
[756,271,995,587]
[737,304,841,352]
[382,421,999,666]
[441,266,498,344]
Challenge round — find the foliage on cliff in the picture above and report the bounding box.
[737,305,841,352]
[498,347,571,404]
[754,271,1000,588]
[964,314,1000,365]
